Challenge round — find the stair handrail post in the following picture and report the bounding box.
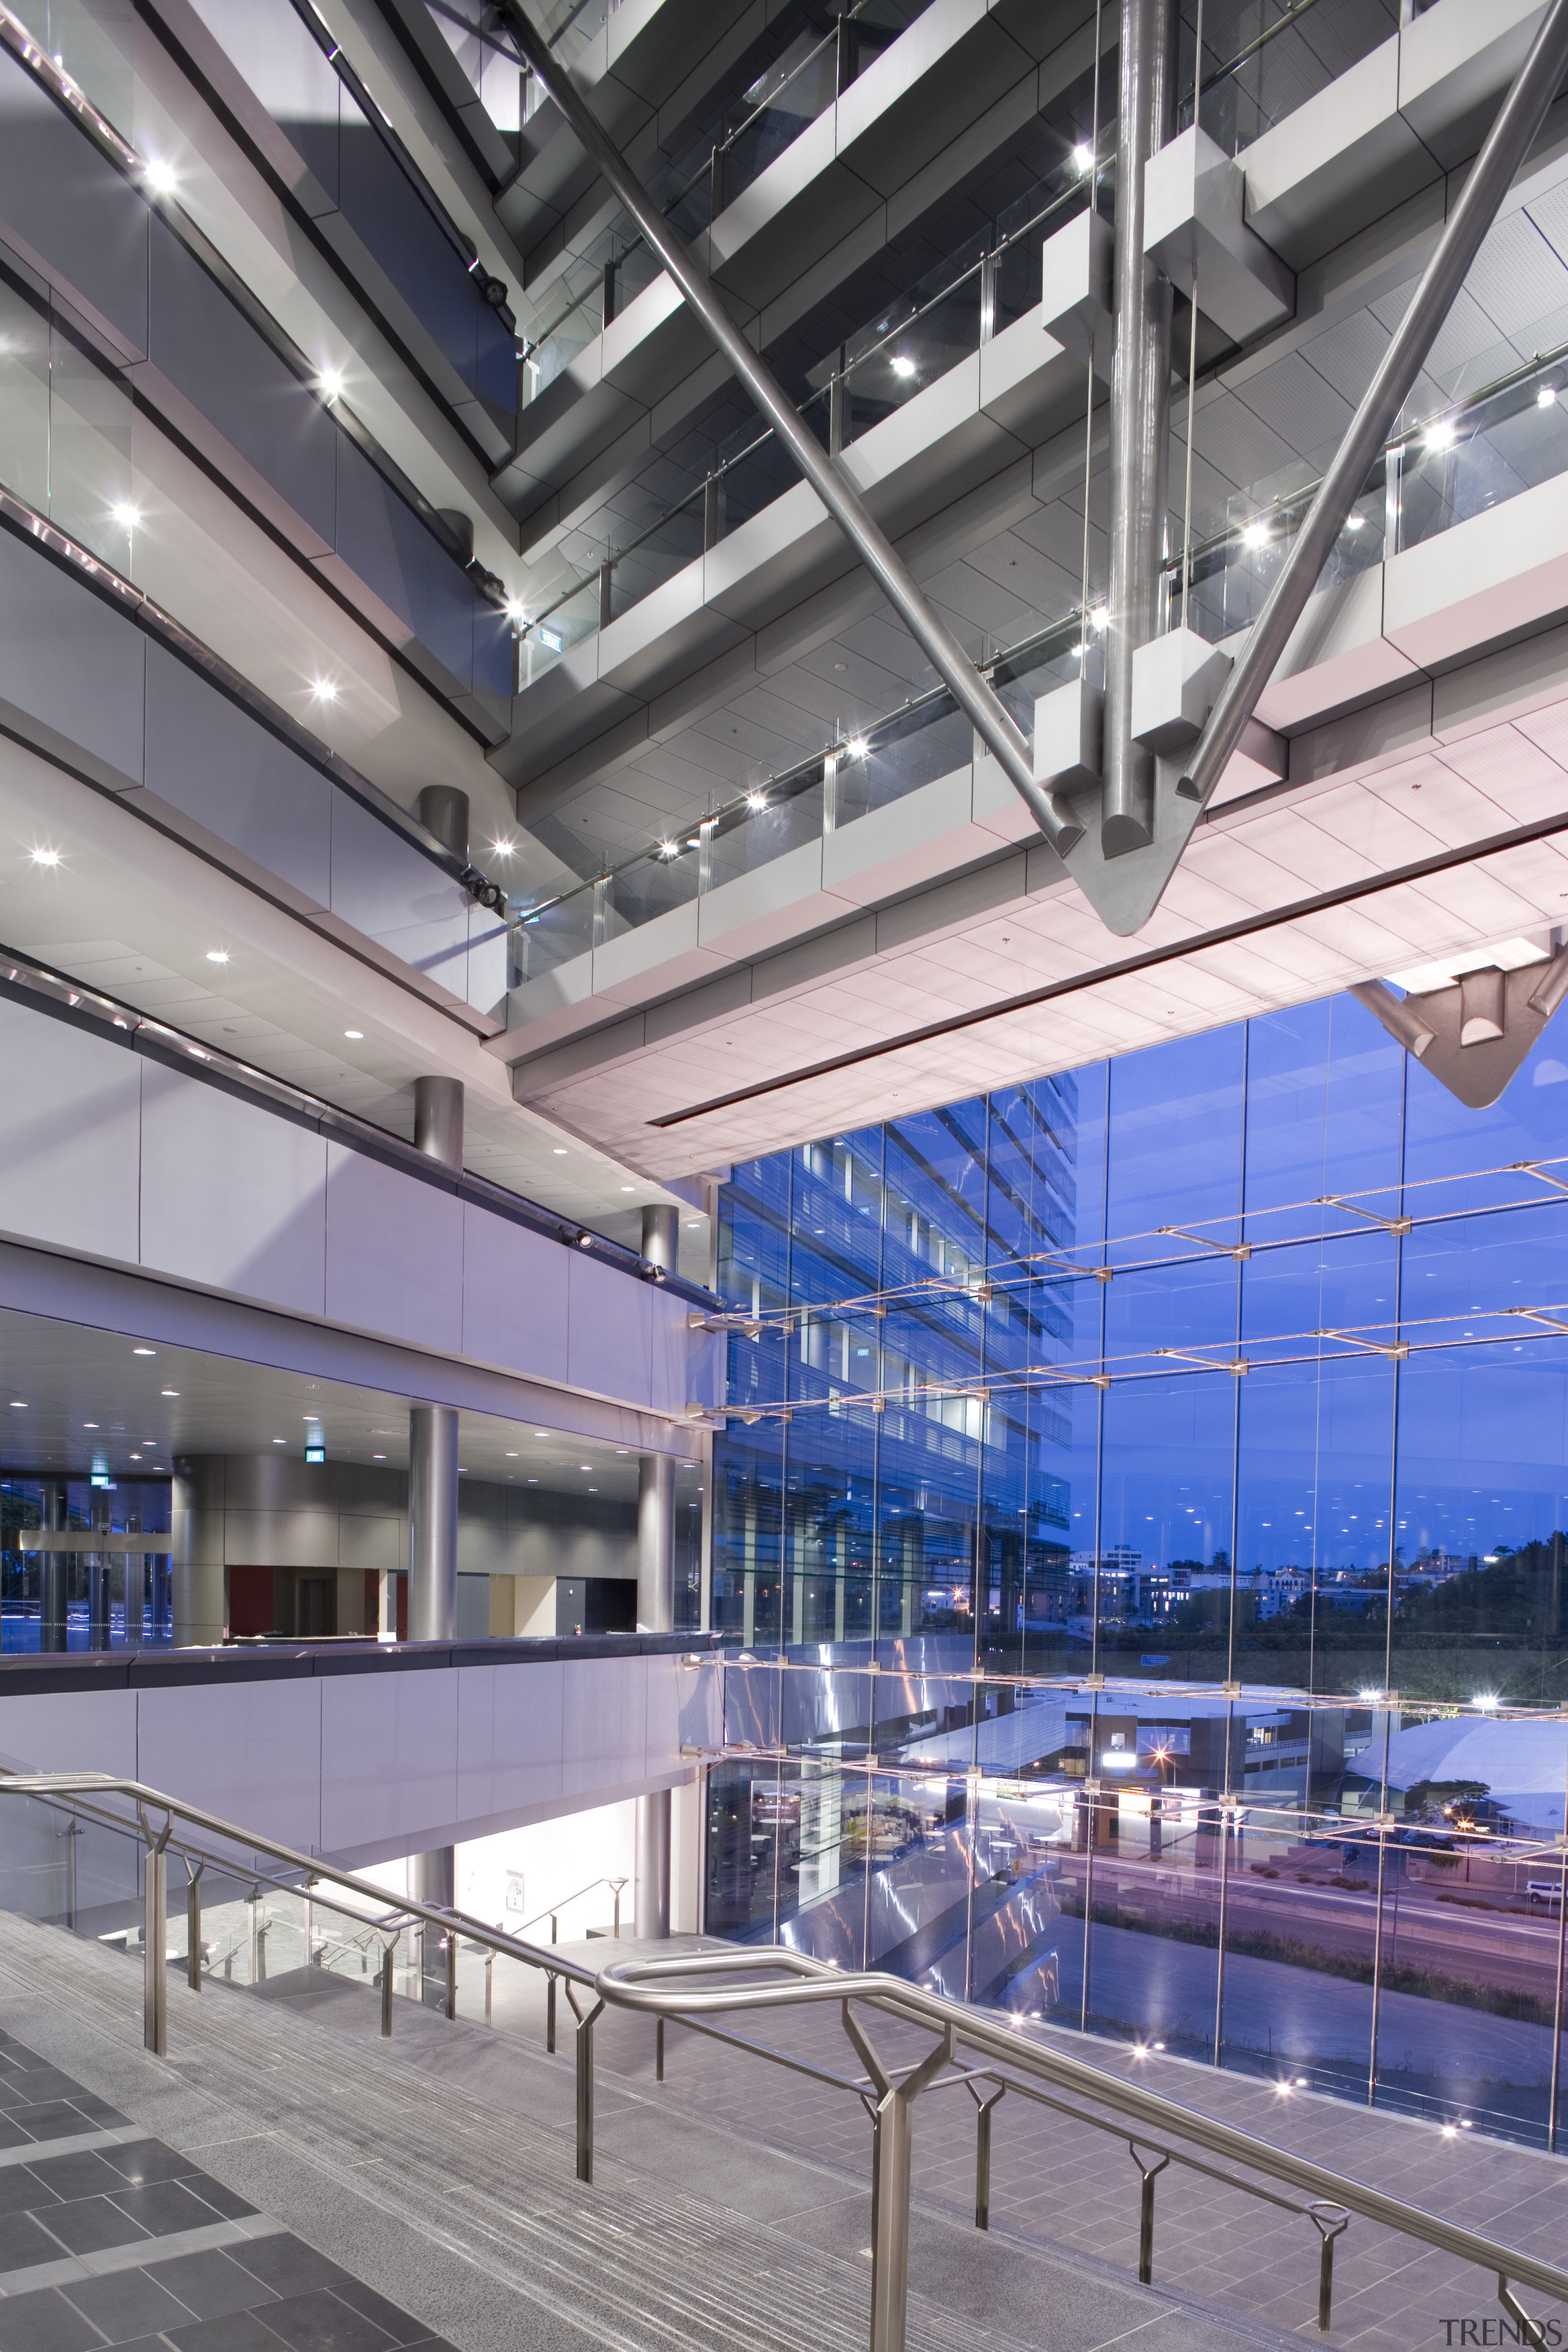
[842,2002,955,2352]
[137,1804,173,2056]
[563,1985,605,2184]
[183,1855,205,1992]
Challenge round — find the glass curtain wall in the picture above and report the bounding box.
[707,988,1568,2149]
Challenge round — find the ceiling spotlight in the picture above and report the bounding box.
[1425,417,1455,450]
[1088,605,1108,632]
[1343,513,1365,530]
[890,355,917,379]
[111,501,141,531]
[310,679,339,703]
[503,597,529,626]
[344,1030,363,1040]
[161,1389,179,1397]
[133,1348,155,1357]
[552,1147,568,1155]
[1242,519,1270,549]
[843,737,868,758]
[83,1422,98,1430]
[490,837,517,858]
[1540,383,1559,407]
[658,840,678,858]
[142,157,178,194]
[534,1430,549,1436]
[1072,141,1093,174]
[372,1452,386,1460]
[505,1451,518,1458]
[7,1401,24,1409]
[746,792,767,810]
[30,848,61,867]
[272,1438,286,1444]
[576,1230,595,1248]
[206,949,230,964]
[580,1464,592,1471]
[620,1185,635,1193]
[318,368,345,404]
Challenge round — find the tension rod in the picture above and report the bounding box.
[498,1,1084,858]
[1178,0,1568,811]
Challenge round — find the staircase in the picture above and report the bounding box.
[0,1909,1307,2352]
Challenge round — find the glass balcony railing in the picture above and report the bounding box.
[510,337,1568,1002]
[1184,0,1401,157]
[515,166,1099,692]
[513,0,1428,687]
[1175,343,1568,641]
[516,0,919,410]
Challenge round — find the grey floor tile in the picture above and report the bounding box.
[10,2106,102,2145]
[0,2288,102,2352]
[318,2280,434,2347]
[99,2143,201,2189]
[251,2289,400,2352]
[140,2250,281,2322]
[36,2196,151,2256]
[0,2122,34,2157]
[178,2179,258,2226]
[110,2182,247,2241]
[168,2313,295,2352]
[225,2244,352,2302]
[59,2263,200,2343]
[0,2210,69,2271]
[62,2103,129,2132]
[26,2151,129,2203]
[0,2171,55,2217]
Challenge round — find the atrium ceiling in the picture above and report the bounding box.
[0,1310,673,1497]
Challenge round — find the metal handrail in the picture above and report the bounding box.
[506,1874,628,1940]
[13,1768,1568,2352]
[596,1947,1568,2352]
[0,1771,614,2182]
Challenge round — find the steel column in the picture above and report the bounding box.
[1102,0,1179,854]
[141,1812,172,2056]
[413,1077,464,1171]
[407,1404,459,1641]
[1178,0,1568,811]
[497,1,1082,856]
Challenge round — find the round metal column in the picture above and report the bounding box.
[1101,0,1179,855]
[415,786,469,860]
[413,1077,464,1171]
[172,1459,227,1647]
[407,1404,459,1642]
[634,1787,671,1940]
[40,1480,67,1653]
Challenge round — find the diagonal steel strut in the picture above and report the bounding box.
[498,1,1084,857]
[1177,0,1568,814]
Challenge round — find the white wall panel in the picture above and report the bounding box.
[568,1248,653,1401]
[0,1689,138,1777]
[137,1677,324,1857]
[318,1666,459,1855]
[0,1001,141,1264]
[455,1659,565,1821]
[138,1064,327,1313]
[323,1140,464,1353]
[562,1653,645,1800]
[459,1205,571,1384]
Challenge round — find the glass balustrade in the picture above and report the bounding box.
[1188,0,1401,157]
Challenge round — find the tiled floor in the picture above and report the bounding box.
[0,2029,454,2352]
